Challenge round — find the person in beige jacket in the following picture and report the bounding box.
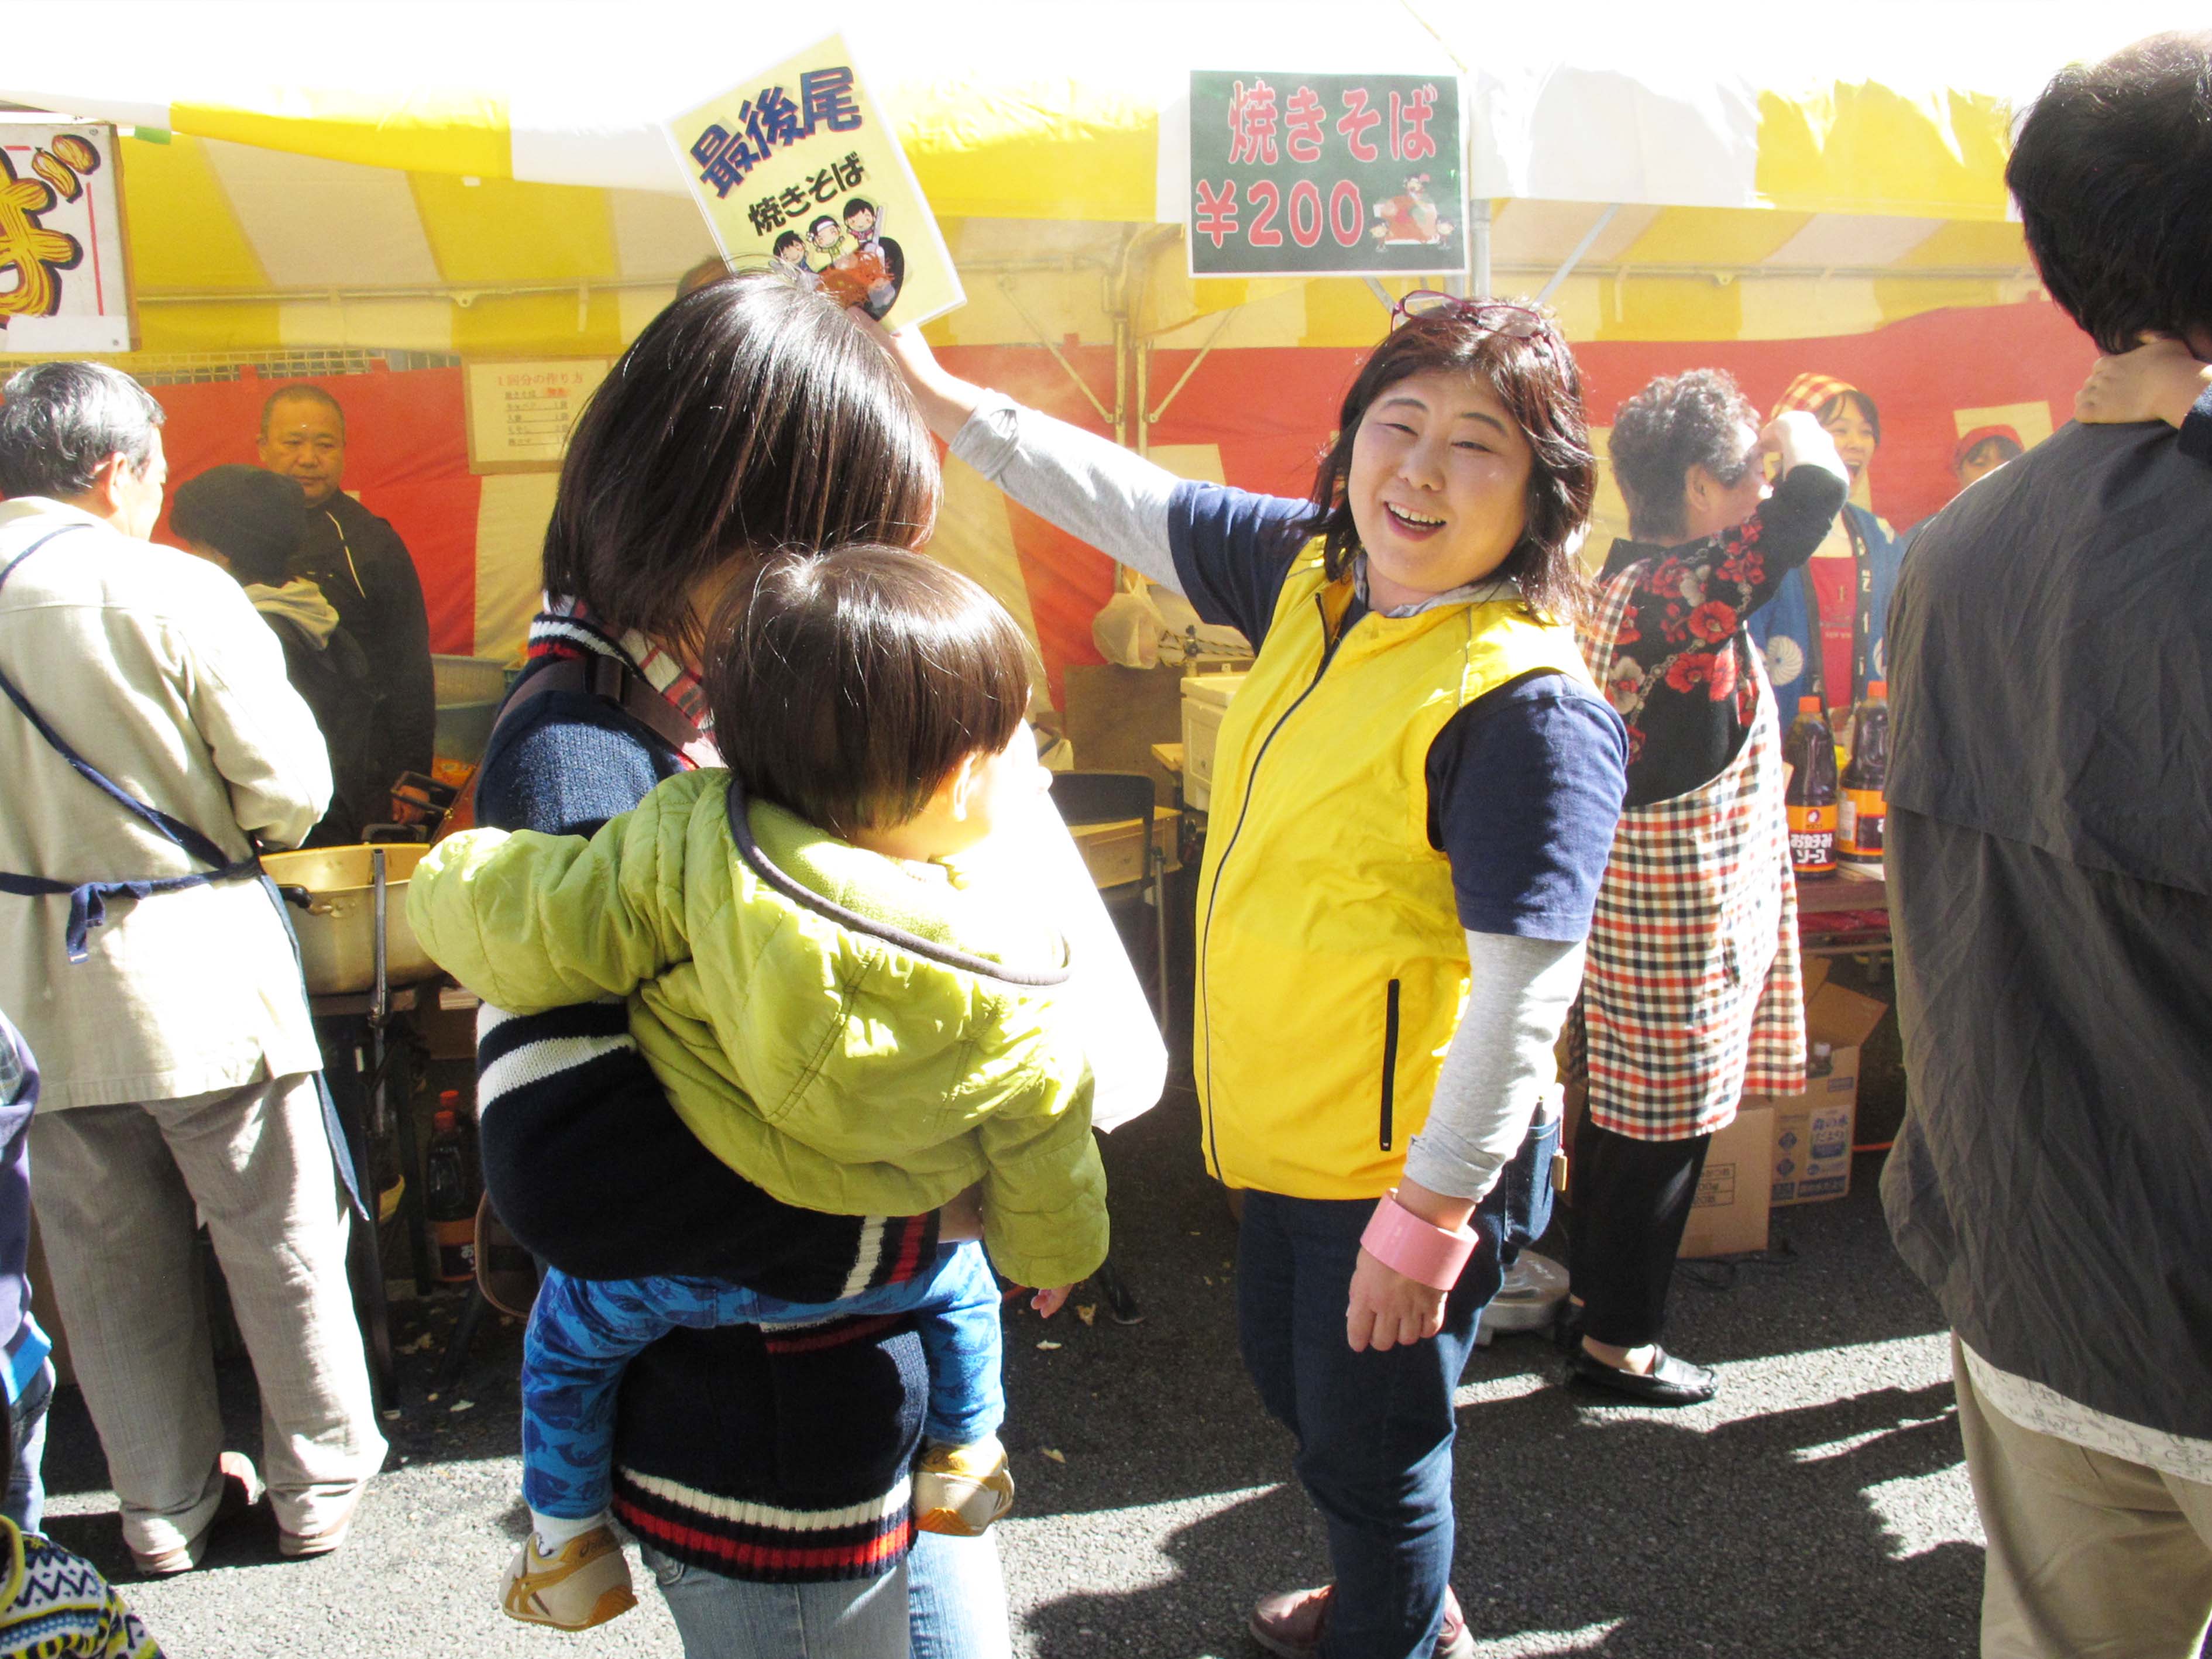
[0,362,384,1573]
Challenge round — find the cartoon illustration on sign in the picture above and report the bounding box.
[1371,172,1454,248]
[668,36,961,328]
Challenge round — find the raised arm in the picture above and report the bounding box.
[1646,412,1847,625]
[875,324,1187,591]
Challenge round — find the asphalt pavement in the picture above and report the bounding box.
[40,1084,1990,1658]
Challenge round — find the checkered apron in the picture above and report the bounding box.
[1569,573,1808,1139]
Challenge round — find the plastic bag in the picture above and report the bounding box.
[990,795,1167,1133]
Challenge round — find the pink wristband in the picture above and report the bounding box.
[1359,1190,1477,1290]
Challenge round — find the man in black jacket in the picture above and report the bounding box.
[172,463,381,846]
[1881,30,2212,1658]
[259,384,435,810]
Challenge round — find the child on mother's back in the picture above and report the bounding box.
[409,545,1105,1630]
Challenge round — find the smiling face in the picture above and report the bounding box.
[1819,399,1878,481]
[1346,369,1534,609]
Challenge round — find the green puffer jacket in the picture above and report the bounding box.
[408,768,1107,1289]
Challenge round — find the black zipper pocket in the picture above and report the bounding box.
[1379,978,1402,1150]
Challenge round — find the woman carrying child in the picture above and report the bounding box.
[875,296,1627,1658]
[451,272,1040,1658]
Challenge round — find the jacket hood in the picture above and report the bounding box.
[245,578,341,647]
[725,778,1072,991]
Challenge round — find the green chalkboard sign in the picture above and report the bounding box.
[1187,70,1466,279]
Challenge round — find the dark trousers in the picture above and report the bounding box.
[1235,1119,1557,1659]
[1565,1114,1712,1349]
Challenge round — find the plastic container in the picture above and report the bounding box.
[1783,696,1840,877]
[424,1094,479,1285]
[1837,681,1889,868]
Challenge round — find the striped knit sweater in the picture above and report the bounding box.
[472,609,941,1579]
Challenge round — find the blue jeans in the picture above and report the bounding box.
[642,1530,1010,1658]
[4,1358,52,1534]
[1235,1119,1558,1659]
[523,1242,1003,1519]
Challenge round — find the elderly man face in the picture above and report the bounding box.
[258,394,345,509]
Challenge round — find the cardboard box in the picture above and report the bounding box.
[1070,808,1179,889]
[1679,1103,1774,1259]
[1747,960,1889,1206]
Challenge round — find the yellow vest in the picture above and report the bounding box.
[1194,544,1594,1199]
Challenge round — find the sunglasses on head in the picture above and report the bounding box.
[1390,291,1550,342]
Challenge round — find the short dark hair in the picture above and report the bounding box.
[1307,300,1594,624]
[705,545,1031,837]
[1608,369,1758,543]
[771,231,804,258]
[1815,388,1881,448]
[171,464,309,586]
[0,361,163,499]
[260,383,346,439]
[2008,32,2212,353]
[843,198,875,222]
[542,269,939,658]
[809,215,839,238]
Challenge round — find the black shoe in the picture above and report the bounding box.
[1567,1344,1717,1406]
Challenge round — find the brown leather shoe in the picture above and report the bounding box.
[1248,1584,1472,1657]
[277,1480,369,1559]
[129,1451,262,1575]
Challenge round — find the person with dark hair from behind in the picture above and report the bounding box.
[171,465,381,846]
[1558,371,1847,1404]
[0,362,382,1575]
[460,270,1026,1656]
[413,546,1102,1631]
[257,384,434,810]
[1881,31,2212,1658]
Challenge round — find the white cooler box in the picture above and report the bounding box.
[1179,672,1248,811]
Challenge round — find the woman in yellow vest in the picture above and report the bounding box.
[881,297,1626,1659]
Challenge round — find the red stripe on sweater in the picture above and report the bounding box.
[613,1497,910,1576]
[886,1215,927,1286]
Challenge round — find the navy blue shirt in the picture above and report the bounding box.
[1167,482,1626,942]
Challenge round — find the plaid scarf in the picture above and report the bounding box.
[528,595,719,768]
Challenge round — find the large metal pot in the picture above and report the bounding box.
[261,843,439,995]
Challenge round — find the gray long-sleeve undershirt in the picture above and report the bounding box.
[951,393,1578,1204]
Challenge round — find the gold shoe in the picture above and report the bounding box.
[500,1526,638,1630]
[913,1436,1015,1537]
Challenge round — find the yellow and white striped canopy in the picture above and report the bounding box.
[2,0,2193,355]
